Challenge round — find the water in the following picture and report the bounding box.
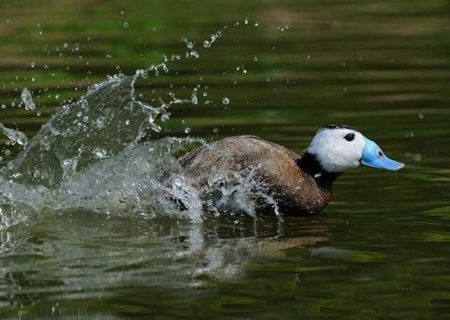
[0,0,449,318]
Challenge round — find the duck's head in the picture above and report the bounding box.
[307,125,404,174]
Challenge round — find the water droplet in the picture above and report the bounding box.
[277,25,290,32]
[93,148,108,159]
[161,113,171,122]
[182,38,200,59]
[191,92,198,105]
[33,169,40,178]
[61,158,78,180]
[222,97,230,105]
[184,127,191,134]
[21,88,36,110]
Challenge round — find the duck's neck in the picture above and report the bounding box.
[296,152,341,189]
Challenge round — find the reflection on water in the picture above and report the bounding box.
[0,0,449,318]
[0,214,328,318]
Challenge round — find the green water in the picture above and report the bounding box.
[0,0,449,319]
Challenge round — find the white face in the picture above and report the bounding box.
[307,127,366,173]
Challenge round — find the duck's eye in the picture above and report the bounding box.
[344,133,355,142]
[377,150,384,157]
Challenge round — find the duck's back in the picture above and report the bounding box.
[179,136,331,215]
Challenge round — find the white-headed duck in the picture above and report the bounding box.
[179,125,404,215]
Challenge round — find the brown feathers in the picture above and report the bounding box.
[179,136,334,215]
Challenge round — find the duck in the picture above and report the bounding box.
[179,125,404,215]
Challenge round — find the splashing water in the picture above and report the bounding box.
[21,88,36,111]
[202,167,282,219]
[0,19,282,230]
[0,68,203,228]
[52,138,205,221]
[0,123,28,147]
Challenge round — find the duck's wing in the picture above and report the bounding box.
[178,136,300,175]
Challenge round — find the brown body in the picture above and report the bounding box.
[179,136,335,215]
